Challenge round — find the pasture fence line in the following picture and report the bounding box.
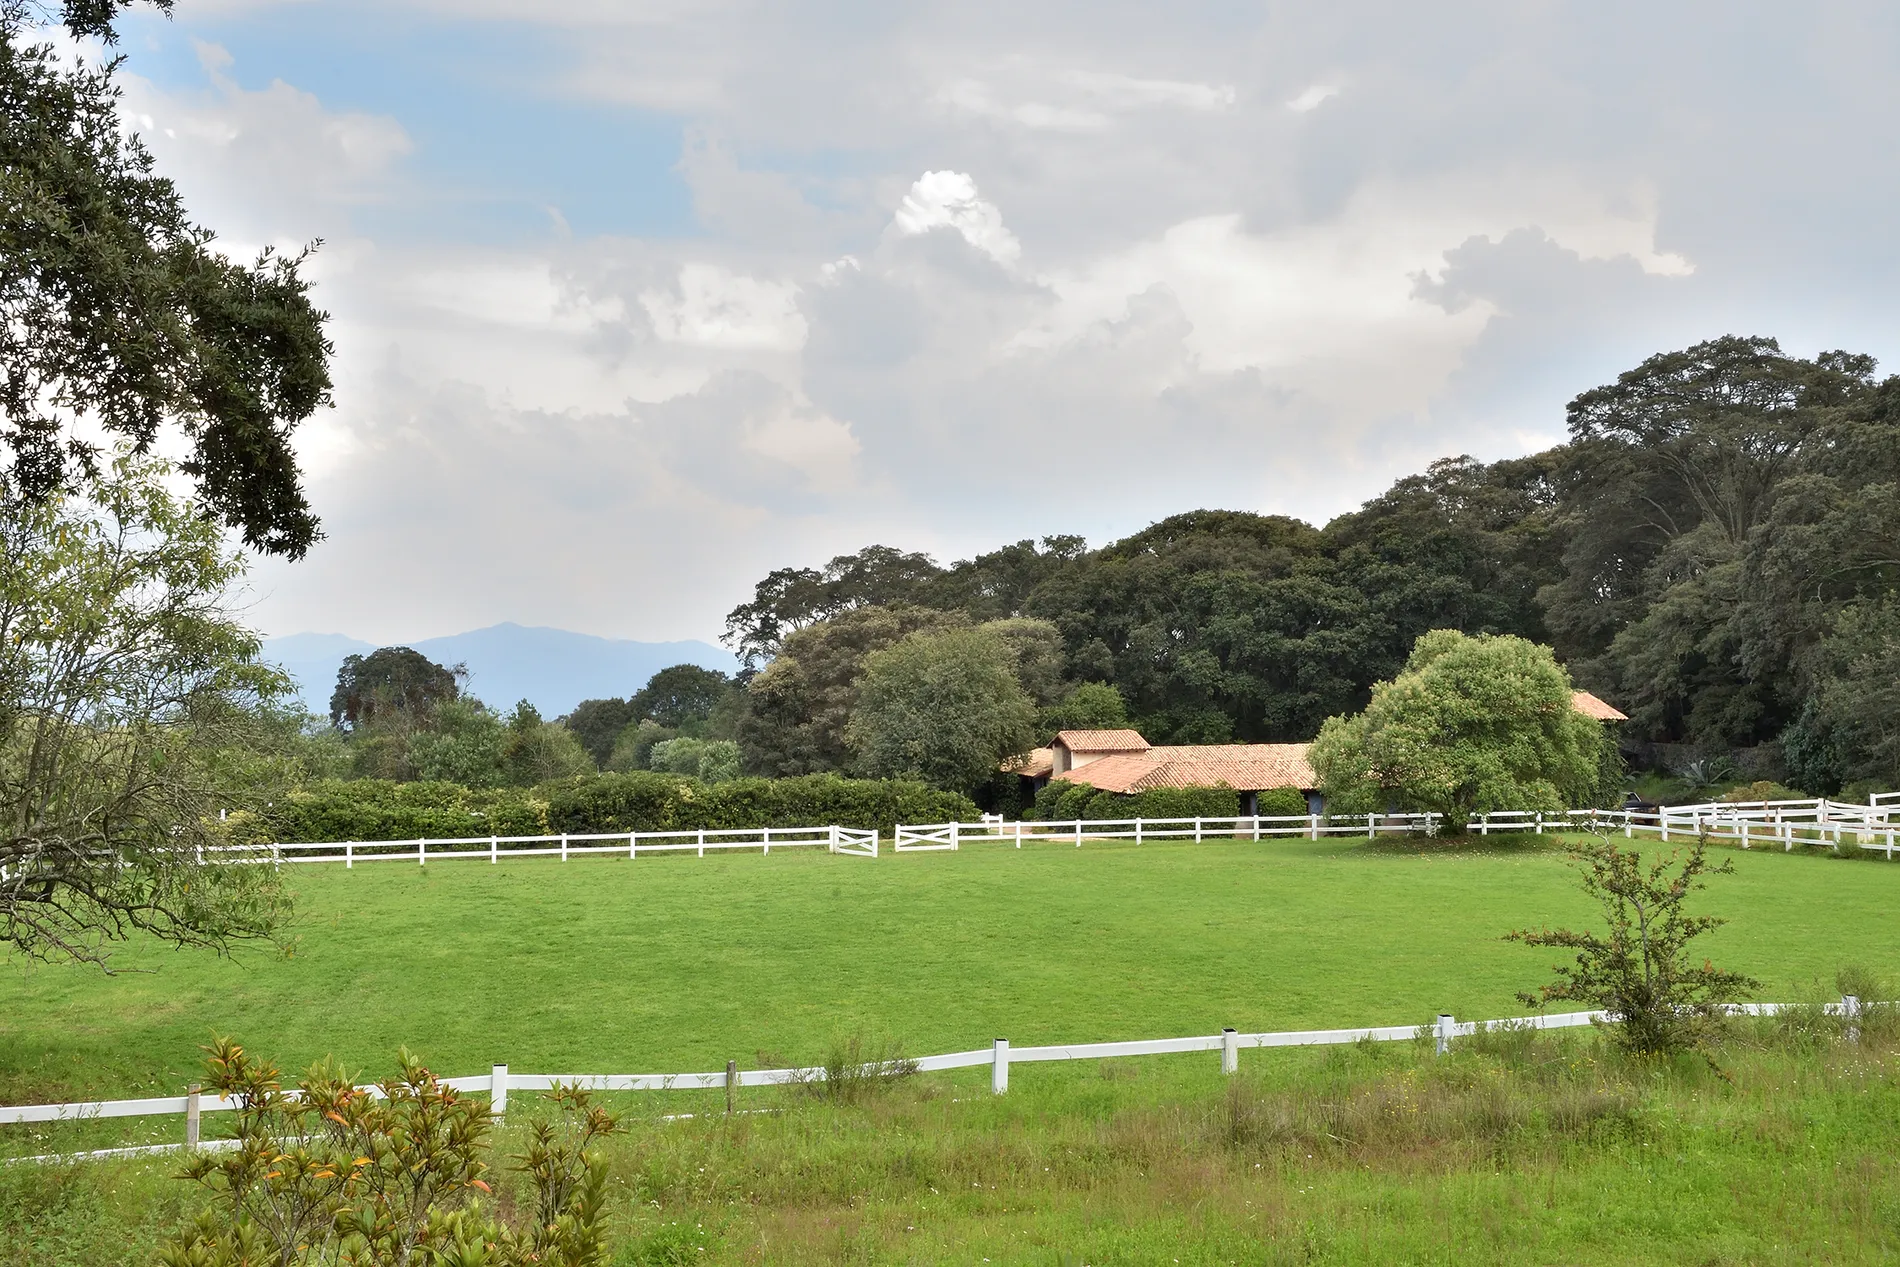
[27,796,1882,884]
[2,999,1868,1164]
[894,800,1900,857]
[196,824,878,869]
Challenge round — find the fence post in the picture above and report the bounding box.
[196,843,205,865]
[419,838,426,867]
[1221,1028,1238,1075]
[1074,819,1082,848]
[346,842,354,870]
[490,835,498,864]
[1135,818,1143,845]
[561,833,569,862]
[491,1064,508,1120]
[629,832,637,860]
[829,824,838,854]
[991,1039,1009,1095]
[1195,816,1203,843]
[186,1083,201,1148]
[1843,995,1862,1044]
[726,1059,738,1115]
[1251,815,1260,842]
[1435,1014,1454,1056]
[952,821,960,851]
[1535,812,1543,835]
[1367,813,1375,840]
[1309,814,1319,841]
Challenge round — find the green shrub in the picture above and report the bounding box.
[1256,786,1309,817]
[247,780,549,843]
[1720,780,1807,803]
[538,772,976,835]
[1049,781,1098,821]
[1086,785,1241,820]
[1029,780,1069,821]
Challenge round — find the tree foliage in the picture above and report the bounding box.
[1,0,333,557]
[329,648,460,734]
[735,606,967,777]
[0,455,291,965]
[1309,631,1609,822]
[629,663,734,730]
[1506,834,1759,1055]
[848,626,1037,793]
[717,334,1900,790]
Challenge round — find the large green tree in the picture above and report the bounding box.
[847,626,1037,794]
[329,648,460,734]
[735,606,967,776]
[2,0,333,556]
[1309,630,1610,823]
[0,455,291,965]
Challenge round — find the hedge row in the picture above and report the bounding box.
[237,773,977,843]
[539,772,976,835]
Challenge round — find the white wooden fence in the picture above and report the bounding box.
[4,999,1868,1163]
[894,800,1900,857]
[39,797,1885,880]
[205,824,878,868]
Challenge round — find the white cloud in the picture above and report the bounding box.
[1286,84,1338,113]
[1060,69,1235,111]
[118,43,410,245]
[111,0,1900,646]
[639,263,808,350]
[891,171,1021,265]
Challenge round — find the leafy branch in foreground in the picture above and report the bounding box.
[1506,833,1759,1055]
[0,455,294,968]
[161,1039,619,1267]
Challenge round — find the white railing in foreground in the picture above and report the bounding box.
[208,824,878,868]
[895,804,1900,857]
[3,1000,1864,1159]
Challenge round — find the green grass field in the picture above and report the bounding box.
[4,834,1897,1105]
[6,835,1900,1264]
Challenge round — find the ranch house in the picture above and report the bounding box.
[1004,691,1627,815]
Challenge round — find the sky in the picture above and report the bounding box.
[89,0,1900,644]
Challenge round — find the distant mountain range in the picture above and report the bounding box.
[263,623,738,718]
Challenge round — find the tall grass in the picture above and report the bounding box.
[8,1019,1899,1265]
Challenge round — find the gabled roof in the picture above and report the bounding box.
[1571,690,1628,722]
[1054,743,1318,793]
[1052,729,1151,753]
[1003,747,1055,778]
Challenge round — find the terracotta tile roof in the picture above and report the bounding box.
[1002,747,1055,778]
[1052,729,1152,753]
[1571,690,1628,722]
[1053,743,1317,793]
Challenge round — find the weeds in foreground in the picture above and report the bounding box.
[793,1033,918,1105]
[158,1039,619,1267]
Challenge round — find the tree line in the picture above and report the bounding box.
[301,335,1900,806]
[710,336,1900,797]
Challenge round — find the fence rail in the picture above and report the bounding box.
[5,1000,1866,1158]
[200,824,878,868]
[18,799,1885,885]
[894,803,1900,857]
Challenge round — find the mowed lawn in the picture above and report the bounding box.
[4,835,1899,1102]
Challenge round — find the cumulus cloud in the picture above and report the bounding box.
[1286,84,1337,113]
[640,264,808,351]
[106,0,1900,644]
[891,171,1022,266]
